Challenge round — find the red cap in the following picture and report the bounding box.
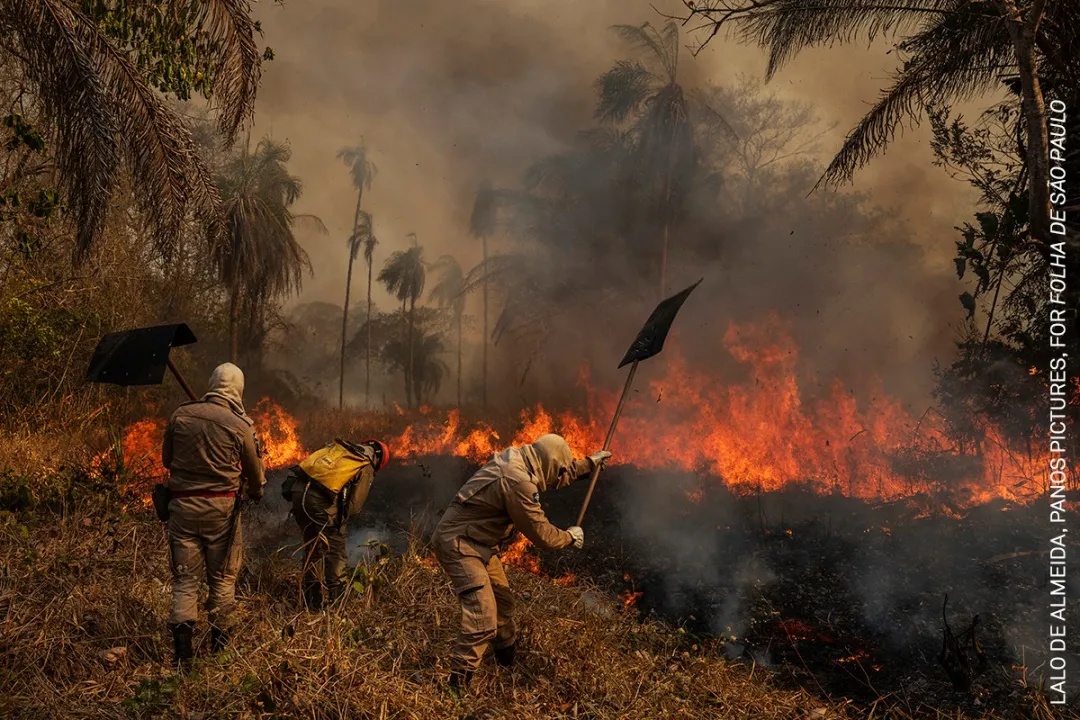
[365,439,390,472]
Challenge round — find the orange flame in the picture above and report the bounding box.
[553,573,577,587]
[105,316,1058,515]
[99,398,311,492]
[381,315,1054,510]
[500,534,541,574]
[120,418,168,479]
[619,572,643,609]
[250,398,305,469]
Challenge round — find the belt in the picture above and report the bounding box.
[170,489,237,499]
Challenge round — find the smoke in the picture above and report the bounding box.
[247,0,980,411]
[229,3,1068,702]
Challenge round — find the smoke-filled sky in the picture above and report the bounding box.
[248,0,989,405]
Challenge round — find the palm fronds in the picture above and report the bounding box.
[214,138,317,339]
[595,60,655,124]
[0,0,262,257]
[817,7,1012,188]
[348,210,376,264]
[378,239,426,308]
[428,255,465,316]
[338,143,378,193]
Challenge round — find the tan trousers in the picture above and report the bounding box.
[435,539,516,672]
[167,496,241,628]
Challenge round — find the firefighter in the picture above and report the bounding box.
[286,438,391,610]
[161,362,265,671]
[431,433,611,690]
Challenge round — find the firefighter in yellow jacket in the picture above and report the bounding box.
[162,363,265,670]
[431,433,611,689]
[287,438,391,610]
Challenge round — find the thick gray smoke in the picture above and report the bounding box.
[249,0,975,412]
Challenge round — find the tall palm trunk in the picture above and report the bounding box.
[365,256,373,409]
[340,187,364,409]
[1001,0,1051,239]
[339,251,355,409]
[481,235,489,409]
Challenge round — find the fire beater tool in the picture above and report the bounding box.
[575,278,703,526]
[85,323,199,401]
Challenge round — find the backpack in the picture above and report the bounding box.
[298,439,373,494]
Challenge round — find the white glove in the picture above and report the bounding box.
[589,450,612,469]
[567,526,584,549]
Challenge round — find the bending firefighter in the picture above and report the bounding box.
[161,363,265,670]
[286,439,391,610]
[431,433,611,689]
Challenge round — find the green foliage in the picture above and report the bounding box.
[347,540,392,602]
[3,114,46,153]
[123,676,180,711]
[0,465,112,515]
[350,307,451,406]
[929,99,1076,439]
[78,0,272,104]
[0,297,106,418]
[214,137,321,361]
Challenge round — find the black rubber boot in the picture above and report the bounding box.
[210,625,229,654]
[170,621,195,672]
[447,668,473,695]
[494,643,516,667]
[303,583,323,612]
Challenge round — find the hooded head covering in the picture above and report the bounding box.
[523,433,575,492]
[203,363,250,421]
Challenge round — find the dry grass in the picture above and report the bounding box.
[0,492,1067,720]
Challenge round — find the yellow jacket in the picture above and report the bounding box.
[300,440,373,493]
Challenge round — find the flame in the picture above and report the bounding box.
[618,572,643,609]
[553,573,577,587]
[250,398,305,469]
[500,535,541,574]
[380,315,1056,510]
[833,651,873,666]
[104,316,1060,514]
[97,398,311,494]
[119,418,168,479]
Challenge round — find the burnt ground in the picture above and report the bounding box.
[265,457,1080,717]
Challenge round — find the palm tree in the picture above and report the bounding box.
[678,0,1079,238]
[340,210,376,407]
[337,142,378,408]
[596,20,696,299]
[362,216,379,409]
[214,137,323,363]
[381,327,450,406]
[0,0,262,257]
[428,255,467,407]
[377,235,426,408]
[469,181,498,409]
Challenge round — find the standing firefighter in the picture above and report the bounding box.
[286,438,391,610]
[432,433,611,690]
[161,363,265,670]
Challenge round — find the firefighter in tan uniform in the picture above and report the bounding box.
[286,438,391,610]
[161,363,265,670]
[431,433,611,689]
